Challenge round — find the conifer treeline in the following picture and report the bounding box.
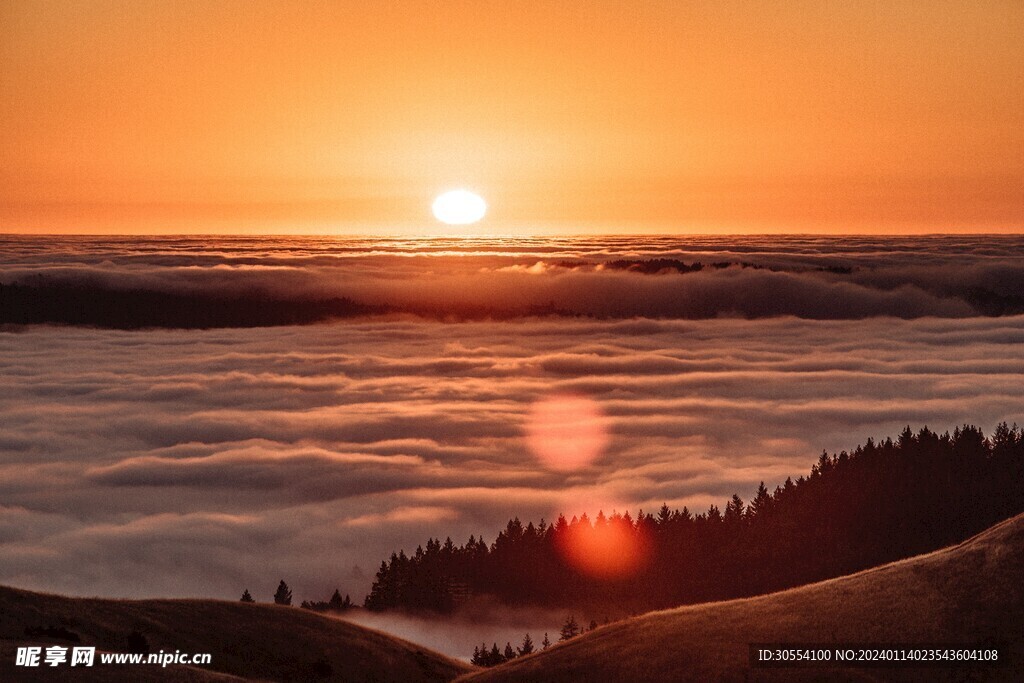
[365,424,1024,613]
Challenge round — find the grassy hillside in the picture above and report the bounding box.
[460,513,1024,682]
[0,588,473,682]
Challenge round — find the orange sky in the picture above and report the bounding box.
[1,0,1022,234]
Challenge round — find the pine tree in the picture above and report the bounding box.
[559,615,580,641]
[273,580,292,606]
[489,643,502,665]
[503,643,516,660]
[657,503,672,526]
[897,425,915,450]
[240,589,254,603]
[541,633,551,650]
[724,494,745,523]
[749,481,772,519]
[588,619,598,632]
[517,633,535,656]
[329,589,343,610]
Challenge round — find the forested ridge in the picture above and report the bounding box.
[365,423,1024,613]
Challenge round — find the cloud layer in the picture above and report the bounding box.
[2,310,1023,605]
[2,234,1024,323]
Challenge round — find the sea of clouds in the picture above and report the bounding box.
[1,235,1023,654]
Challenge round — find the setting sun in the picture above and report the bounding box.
[432,190,487,225]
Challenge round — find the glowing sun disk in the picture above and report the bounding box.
[432,189,487,225]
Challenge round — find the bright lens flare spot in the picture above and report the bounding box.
[432,189,487,225]
[557,518,649,579]
[524,394,610,471]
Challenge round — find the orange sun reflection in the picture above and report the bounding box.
[557,515,650,579]
[524,394,610,471]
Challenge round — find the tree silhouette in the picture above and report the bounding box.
[240,589,254,603]
[518,633,535,656]
[301,588,354,612]
[367,424,1024,618]
[749,481,772,518]
[559,615,580,641]
[503,643,516,660]
[542,633,551,650]
[273,580,292,606]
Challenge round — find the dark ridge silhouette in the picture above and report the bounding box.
[3,276,1022,328]
[966,286,1024,316]
[0,585,471,682]
[0,282,380,329]
[578,258,855,275]
[366,423,1024,615]
[0,282,577,328]
[604,258,708,274]
[460,512,1024,682]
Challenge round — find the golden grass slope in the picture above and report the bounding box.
[0,587,472,682]
[460,513,1024,683]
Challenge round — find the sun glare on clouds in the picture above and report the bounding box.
[525,394,610,472]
